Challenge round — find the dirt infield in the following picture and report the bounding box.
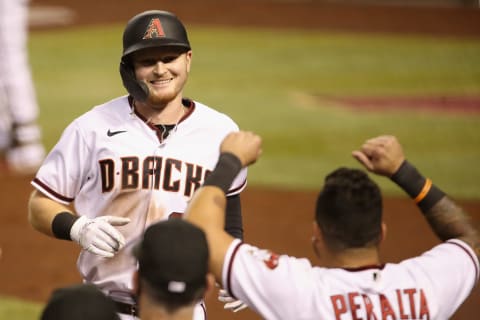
[0,1,478,319]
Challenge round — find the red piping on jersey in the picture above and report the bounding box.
[226,241,244,299]
[180,98,195,121]
[129,97,195,144]
[129,96,195,126]
[342,264,385,272]
[446,240,479,284]
[32,178,74,203]
[228,179,247,196]
[200,301,207,319]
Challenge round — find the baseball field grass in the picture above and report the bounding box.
[0,297,41,319]
[31,24,480,198]
[1,23,479,319]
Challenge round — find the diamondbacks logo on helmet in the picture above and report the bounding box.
[143,18,165,39]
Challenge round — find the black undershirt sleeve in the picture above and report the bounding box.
[225,194,243,240]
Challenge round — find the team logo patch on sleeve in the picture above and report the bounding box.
[248,248,280,270]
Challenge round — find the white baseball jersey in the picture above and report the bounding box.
[223,238,479,320]
[32,95,247,303]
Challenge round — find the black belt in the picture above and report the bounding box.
[114,301,140,317]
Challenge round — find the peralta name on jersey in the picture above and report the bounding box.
[331,288,430,320]
[99,156,211,197]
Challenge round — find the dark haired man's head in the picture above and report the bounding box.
[133,218,211,313]
[315,167,383,252]
[41,284,119,320]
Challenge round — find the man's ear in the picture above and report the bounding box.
[312,221,322,240]
[380,222,387,244]
[186,50,192,73]
[312,221,326,261]
[204,273,216,298]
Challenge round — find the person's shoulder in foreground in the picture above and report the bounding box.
[41,283,119,320]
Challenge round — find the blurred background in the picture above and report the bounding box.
[0,0,479,319]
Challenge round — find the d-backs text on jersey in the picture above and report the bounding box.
[99,155,211,197]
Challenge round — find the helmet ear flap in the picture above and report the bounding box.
[119,59,149,102]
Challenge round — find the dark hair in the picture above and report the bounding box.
[41,284,119,320]
[315,167,383,251]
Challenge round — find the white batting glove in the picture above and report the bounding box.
[70,215,131,258]
[218,288,248,313]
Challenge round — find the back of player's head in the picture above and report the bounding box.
[133,218,209,312]
[315,167,383,251]
[41,284,119,320]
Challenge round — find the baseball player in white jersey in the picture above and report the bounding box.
[185,131,479,320]
[28,10,246,319]
[0,0,45,173]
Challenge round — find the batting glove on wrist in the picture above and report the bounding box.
[70,215,131,258]
[218,289,248,313]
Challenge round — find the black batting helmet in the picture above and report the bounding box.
[119,10,191,102]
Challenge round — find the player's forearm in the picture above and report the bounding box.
[423,197,478,249]
[186,152,243,280]
[187,152,242,231]
[391,161,479,258]
[28,190,74,238]
[186,186,227,232]
[186,186,233,281]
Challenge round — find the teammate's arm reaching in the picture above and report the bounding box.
[28,190,130,258]
[185,131,262,282]
[352,135,479,261]
[187,132,479,284]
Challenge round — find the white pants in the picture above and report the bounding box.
[0,0,45,173]
[0,0,40,126]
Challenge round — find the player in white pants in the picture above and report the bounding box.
[185,131,479,320]
[28,10,245,319]
[0,0,45,174]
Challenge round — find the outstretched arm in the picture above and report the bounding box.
[352,135,479,260]
[185,131,262,284]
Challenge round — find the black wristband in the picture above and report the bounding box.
[52,212,78,241]
[204,152,242,194]
[417,184,445,212]
[390,160,425,198]
[390,160,445,212]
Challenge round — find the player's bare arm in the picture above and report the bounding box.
[186,131,262,283]
[353,135,479,261]
[28,190,73,237]
[186,186,232,282]
[424,197,479,259]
